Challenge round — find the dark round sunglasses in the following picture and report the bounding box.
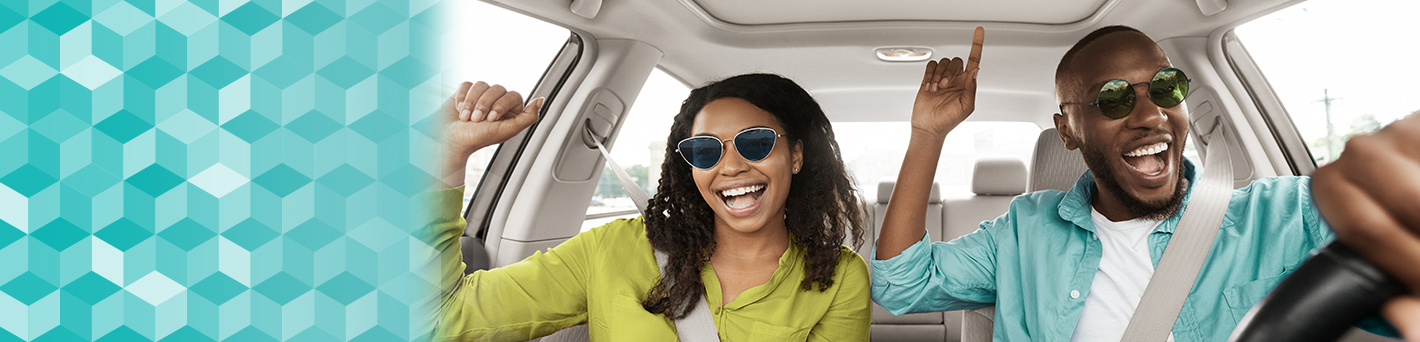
[1061,67,1191,119]
[676,127,785,170]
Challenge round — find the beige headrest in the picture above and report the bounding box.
[972,157,1027,196]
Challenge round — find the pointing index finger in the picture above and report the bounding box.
[966,26,985,71]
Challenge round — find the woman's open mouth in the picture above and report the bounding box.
[720,184,766,214]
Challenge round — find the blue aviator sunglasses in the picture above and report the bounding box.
[676,128,785,170]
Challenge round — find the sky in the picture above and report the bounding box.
[449,0,683,168]
[1234,0,1420,143]
[444,1,568,99]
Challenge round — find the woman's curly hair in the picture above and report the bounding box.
[640,73,866,319]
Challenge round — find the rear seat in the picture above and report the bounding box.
[936,157,1028,341]
[960,128,1086,342]
[942,157,1028,240]
[864,155,1028,342]
[861,180,948,342]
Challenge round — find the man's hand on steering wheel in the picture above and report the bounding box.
[1311,113,1420,340]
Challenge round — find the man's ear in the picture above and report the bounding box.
[1053,112,1080,151]
[792,139,804,174]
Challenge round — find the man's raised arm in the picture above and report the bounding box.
[876,27,985,260]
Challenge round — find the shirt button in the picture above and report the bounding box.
[1092,234,1098,240]
[1070,290,1080,299]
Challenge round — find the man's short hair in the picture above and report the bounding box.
[1054,25,1147,103]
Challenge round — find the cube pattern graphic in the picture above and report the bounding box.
[0,0,448,340]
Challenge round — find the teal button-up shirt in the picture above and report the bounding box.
[871,159,1353,341]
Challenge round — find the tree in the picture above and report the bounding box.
[627,164,650,195]
[595,166,626,199]
[1342,113,1382,140]
[1310,113,1386,165]
[594,164,650,200]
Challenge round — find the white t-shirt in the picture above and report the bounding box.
[1069,208,1175,342]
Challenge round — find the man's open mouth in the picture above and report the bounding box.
[1123,142,1169,176]
[720,184,765,210]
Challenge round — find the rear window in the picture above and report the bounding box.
[832,121,1040,199]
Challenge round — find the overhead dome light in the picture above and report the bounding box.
[876,47,933,62]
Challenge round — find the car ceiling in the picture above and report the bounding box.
[698,0,1109,25]
[482,0,1299,128]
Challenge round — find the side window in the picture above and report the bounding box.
[448,1,570,207]
[1234,0,1420,166]
[583,69,691,230]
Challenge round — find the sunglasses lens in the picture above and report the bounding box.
[734,128,778,162]
[1150,68,1189,108]
[678,137,722,169]
[1096,80,1136,119]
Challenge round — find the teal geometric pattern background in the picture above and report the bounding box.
[0,0,446,340]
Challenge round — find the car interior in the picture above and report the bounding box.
[455,0,1398,340]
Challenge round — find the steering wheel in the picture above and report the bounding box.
[1227,242,1409,342]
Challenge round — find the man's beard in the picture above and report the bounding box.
[1080,143,1187,221]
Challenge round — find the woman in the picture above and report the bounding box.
[427,74,870,341]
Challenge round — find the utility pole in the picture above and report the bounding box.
[1317,88,1341,163]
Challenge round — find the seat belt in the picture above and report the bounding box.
[585,123,721,342]
[1120,118,1236,341]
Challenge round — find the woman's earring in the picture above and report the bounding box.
[793,167,799,173]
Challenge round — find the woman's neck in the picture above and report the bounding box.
[709,217,791,305]
[712,219,791,262]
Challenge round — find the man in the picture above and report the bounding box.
[871,25,1420,341]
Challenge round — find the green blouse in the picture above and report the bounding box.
[428,187,870,341]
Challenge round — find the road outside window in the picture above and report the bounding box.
[1235,0,1420,166]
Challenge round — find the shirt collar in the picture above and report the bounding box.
[720,241,802,309]
[1058,157,1200,234]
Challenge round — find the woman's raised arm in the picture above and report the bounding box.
[433,81,543,189]
[423,82,595,341]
